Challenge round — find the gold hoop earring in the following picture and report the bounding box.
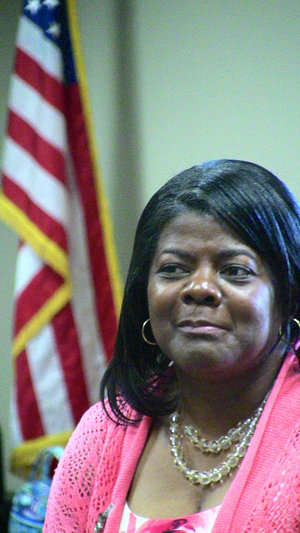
[280,318,300,344]
[292,318,300,338]
[142,319,157,346]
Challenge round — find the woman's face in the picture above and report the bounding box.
[147,212,281,382]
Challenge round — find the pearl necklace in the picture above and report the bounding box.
[169,397,267,486]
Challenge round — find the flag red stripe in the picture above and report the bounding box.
[2,176,68,251]
[66,84,118,361]
[16,350,44,439]
[14,267,64,337]
[51,305,90,423]
[8,111,66,185]
[15,48,65,114]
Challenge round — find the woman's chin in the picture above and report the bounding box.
[174,352,241,383]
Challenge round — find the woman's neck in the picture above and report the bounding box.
[175,347,286,438]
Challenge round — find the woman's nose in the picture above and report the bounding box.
[180,274,222,306]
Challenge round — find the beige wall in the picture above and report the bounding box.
[1,0,300,491]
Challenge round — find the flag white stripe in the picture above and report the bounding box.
[27,324,74,434]
[17,15,62,81]
[68,154,106,405]
[14,244,43,297]
[9,389,23,450]
[9,75,66,151]
[3,138,69,226]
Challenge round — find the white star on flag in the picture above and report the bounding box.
[43,0,60,8]
[25,0,41,14]
[47,21,61,38]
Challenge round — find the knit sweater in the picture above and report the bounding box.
[44,352,300,532]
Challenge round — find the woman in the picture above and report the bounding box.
[44,160,300,532]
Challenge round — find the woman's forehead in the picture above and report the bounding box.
[155,212,245,248]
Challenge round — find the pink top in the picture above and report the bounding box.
[44,352,300,532]
[119,501,220,532]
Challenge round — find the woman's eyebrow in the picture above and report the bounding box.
[218,248,258,261]
[159,248,191,260]
[159,247,258,261]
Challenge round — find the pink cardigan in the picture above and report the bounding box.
[44,352,300,532]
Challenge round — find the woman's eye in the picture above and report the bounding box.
[158,264,187,277]
[221,265,254,279]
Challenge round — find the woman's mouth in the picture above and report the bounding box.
[177,319,228,336]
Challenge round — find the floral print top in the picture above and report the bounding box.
[119,501,220,532]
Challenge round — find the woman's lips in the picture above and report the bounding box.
[177,320,228,335]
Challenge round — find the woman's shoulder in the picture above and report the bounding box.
[69,399,140,449]
[76,400,112,429]
[46,401,138,495]
[77,399,138,428]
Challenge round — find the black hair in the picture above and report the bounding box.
[100,160,300,423]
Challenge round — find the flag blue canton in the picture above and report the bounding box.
[23,0,76,84]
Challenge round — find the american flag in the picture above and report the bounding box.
[0,0,121,473]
